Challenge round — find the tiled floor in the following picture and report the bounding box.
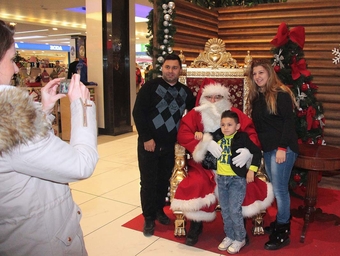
[70,132,339,256]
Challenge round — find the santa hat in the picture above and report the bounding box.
[195,78,230,106]
[242,177,274,218]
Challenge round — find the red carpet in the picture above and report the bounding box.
[123,187,340,255]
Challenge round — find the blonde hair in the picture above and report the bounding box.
[245,59,297,116]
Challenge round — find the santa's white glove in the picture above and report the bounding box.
[207,141,222,158]
[232,148,252,167]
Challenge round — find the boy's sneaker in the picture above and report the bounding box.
[227,239,246,254]
[218,237,233,251]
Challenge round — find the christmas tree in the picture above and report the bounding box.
[270,22,325,189]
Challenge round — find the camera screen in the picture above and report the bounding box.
[59,79,71,94]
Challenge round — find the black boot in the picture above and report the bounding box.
[265,217,291,235]
[143,217,155,237]
[185,221,203,246]
[264,220,277,235]
[264,222,290,250]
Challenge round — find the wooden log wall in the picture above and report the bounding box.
[173,0,340,148]
[173,1,218,60]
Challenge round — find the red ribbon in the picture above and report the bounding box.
[306,106,316,130]
[270,22,305,49]
[291,58,311,80]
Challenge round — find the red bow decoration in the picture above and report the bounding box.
[270,23,305,49]
[306,106,316,130]
[291,58,311,80]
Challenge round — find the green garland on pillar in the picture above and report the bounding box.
[146,0,176,78]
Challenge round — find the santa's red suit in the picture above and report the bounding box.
[171,78,273,223]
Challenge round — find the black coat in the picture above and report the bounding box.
[202,129,262,178]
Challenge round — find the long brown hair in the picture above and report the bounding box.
[0,20,15,61]
[245,59,297,116]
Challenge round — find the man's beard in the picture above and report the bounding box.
[200,98,230,116]
[198,98,231,132]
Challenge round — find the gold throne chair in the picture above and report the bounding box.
[169,38,267,237]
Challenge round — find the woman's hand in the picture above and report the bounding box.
[41,78,66,115]
[276,149,286,163]
[67,74,90,103]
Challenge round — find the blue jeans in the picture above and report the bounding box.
[217,175,246,242]
[263,147,298,224]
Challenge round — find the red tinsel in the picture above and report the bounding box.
[270,22,305,49]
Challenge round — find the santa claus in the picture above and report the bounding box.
[170,78,273,246]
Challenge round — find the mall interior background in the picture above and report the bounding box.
[0,0,153,135]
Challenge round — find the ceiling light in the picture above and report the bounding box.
[52,28,58,30]
[14,36,47,40]
[15,29,49,34]
[48,32,82,37]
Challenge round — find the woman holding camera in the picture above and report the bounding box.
[0,20,98,256]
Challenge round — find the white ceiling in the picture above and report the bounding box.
[0,0,152,59]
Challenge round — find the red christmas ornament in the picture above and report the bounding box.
[293,173,301,182]
[312,119,320,129]
[274,65,281,72]
[301,83,308,91]
[297,109,307,117]
[300,185,306,192]
[317,137,323,145]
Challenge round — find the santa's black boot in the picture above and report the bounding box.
[264,222,290,250]
[244,218,250,245]
[185,221,203,246]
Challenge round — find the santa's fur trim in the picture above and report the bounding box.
[185,210,216,222]
[199,83,230,105]
[192,132,213,163]
[242,182,274,218]
[170,192,216,213]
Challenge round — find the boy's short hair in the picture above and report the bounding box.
[221,110,239,123]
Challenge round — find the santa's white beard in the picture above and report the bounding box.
[197,98,232,133]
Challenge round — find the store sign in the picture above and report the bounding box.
[136,44,148,53]
[15,42,70,52]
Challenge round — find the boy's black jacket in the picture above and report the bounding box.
[202,129,262,177]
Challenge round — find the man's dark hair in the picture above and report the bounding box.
[163,54,182,67]
[221,110,239,124]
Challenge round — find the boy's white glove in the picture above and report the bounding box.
[232,148,252,167]
[207,141,222,158]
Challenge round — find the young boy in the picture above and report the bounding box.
[197,110,262,254]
